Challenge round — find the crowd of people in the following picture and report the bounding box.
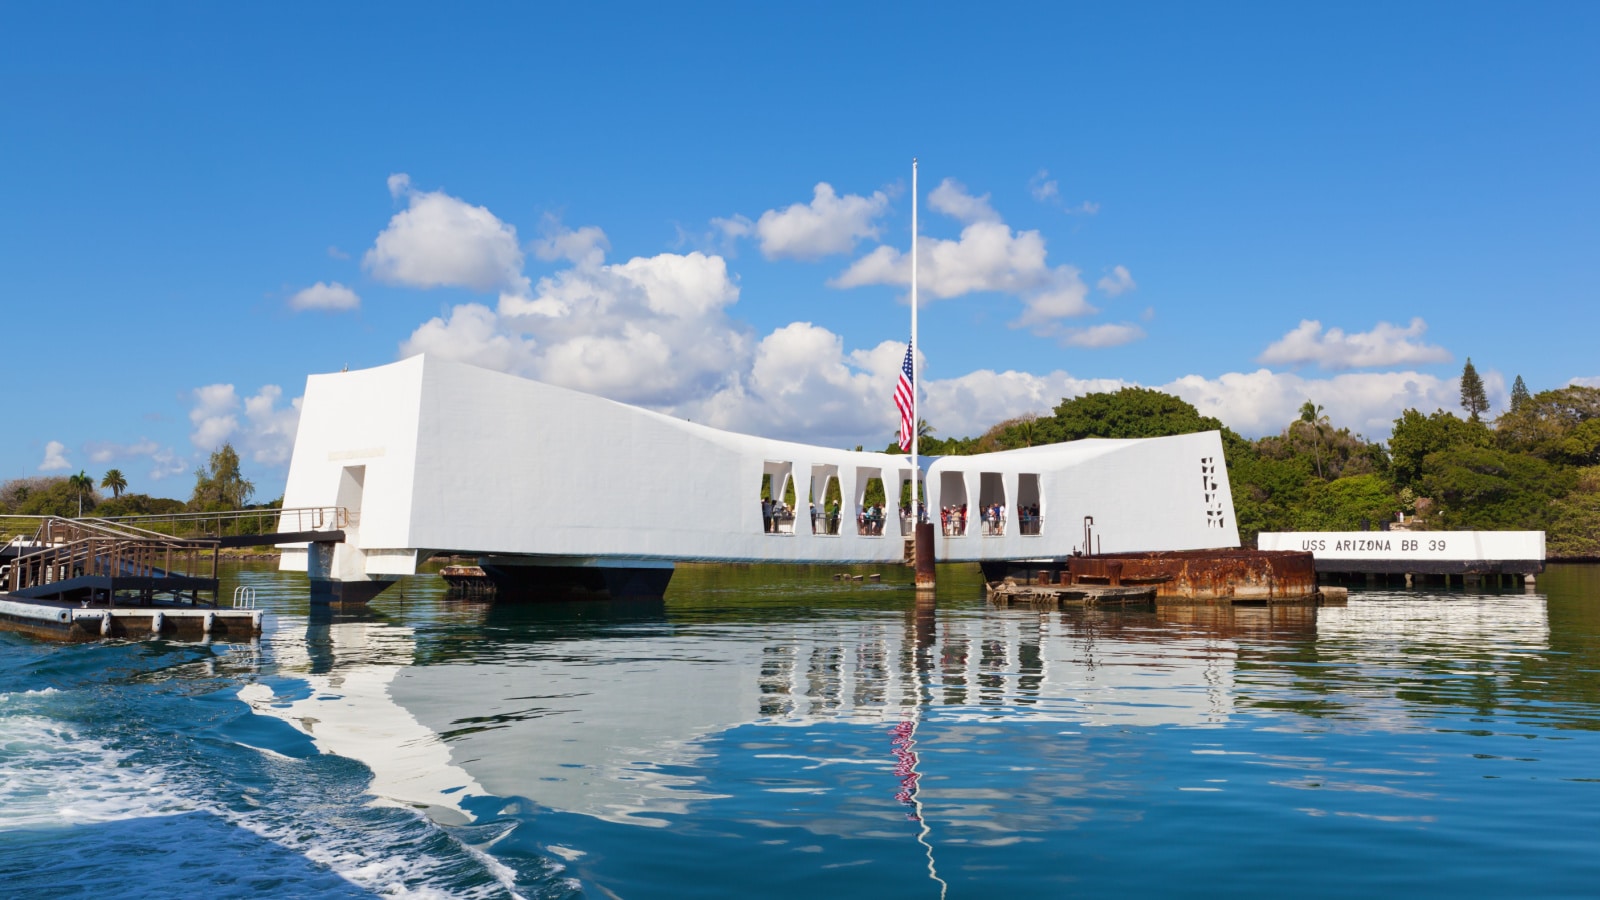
[761,497,796,534]
[811,503,843,535]
[765,496,1051,538]
[937,502,1044,536]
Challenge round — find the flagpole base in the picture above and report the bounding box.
[913,522,936,590]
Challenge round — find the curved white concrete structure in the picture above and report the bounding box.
[278,356,1238,592]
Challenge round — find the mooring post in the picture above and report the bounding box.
[914,521,935,590]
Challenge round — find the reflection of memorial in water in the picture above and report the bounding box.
[742,605,1240,728]
[236,598,1260,828]
[1155,602,1320,640]
[232,589,1561,834]
[238,609,487,825]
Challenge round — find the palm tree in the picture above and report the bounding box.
[101,469,127,499]
[1014,418,1037,448]
[1297,400,1329,480]
[67,470,94,517]
[897,419,936,446]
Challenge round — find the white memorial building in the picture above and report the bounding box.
[279,356,1240,600]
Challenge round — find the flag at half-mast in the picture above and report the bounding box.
[894,338,915,452]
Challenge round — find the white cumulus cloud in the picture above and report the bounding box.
[189,384,240,451]
[1571,376,1600,388]
[1029,169,1059,203]
[364,174,530,298]
[1257,317,1452,370]
[86,439,160,465]
[927,178,1001,224]
[364,181,1497,453]
[1163,368,1468,438]
[748,183,889,260]
[188,383,302,466]
[408,248,748,407]
[84,439,186,482]
[402,303,541,376]
[1060,323,1146,348]
[1097,265,1136,297]
[38,440,70,472]
[833,178,1097,332]
[531,218,610,266]
[242,385,304,466]
[289,281,361,312]
[680,330,1123,448]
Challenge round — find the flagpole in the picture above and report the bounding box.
[909,158,934,591]
[910,158,919,516]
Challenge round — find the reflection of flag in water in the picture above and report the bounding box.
[895,340,915,452]
[890,719,920,810]
[889,717,948,898]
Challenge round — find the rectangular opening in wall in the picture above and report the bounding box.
[939,471,968,536]
[858,474,886,536]
[760,461,796,535]
[336,466,365,530]
[809,464,842,536]
[896,471,922,536]
[978,472,1006,536]
[1018,473,1042,535]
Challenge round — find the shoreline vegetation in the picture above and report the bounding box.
[7,367,1598,562]
[891,363,1599,561]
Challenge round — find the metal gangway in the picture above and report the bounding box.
[0,508,349,603]
[2,516,220,603]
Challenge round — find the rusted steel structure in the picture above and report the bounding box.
[982,548,1319,604]
[986,580,1157,607]
[439,565,495,596]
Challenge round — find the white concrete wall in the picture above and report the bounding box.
[279,355,1240,571]
[1258,531,1546,562]
[928,431,1237,561]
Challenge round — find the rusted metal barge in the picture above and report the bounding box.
[982,547,1325,605]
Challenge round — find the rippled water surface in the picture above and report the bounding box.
[2,562,1598,898]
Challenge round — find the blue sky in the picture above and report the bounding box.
[3,2,1597,500]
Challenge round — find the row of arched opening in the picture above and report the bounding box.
[759,463,910,538]
[937,471,1043,537]
[758,462,1044,538]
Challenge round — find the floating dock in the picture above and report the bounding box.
[0,594,261,642]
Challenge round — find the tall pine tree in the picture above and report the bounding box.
[1459,358,1489,421]
[1510,375,1531,412]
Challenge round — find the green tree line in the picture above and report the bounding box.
[0,442,277,523]
[893,366,1600,559]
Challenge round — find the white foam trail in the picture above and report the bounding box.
[0,712,531,899]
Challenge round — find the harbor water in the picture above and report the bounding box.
[2,562,1597,898]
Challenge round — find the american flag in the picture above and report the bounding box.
[894,339,915,452]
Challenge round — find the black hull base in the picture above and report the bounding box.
[480,562,675,602]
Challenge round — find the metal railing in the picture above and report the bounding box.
[92,506,351,540]
[6,531,217,596]
[2,508,349,545]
